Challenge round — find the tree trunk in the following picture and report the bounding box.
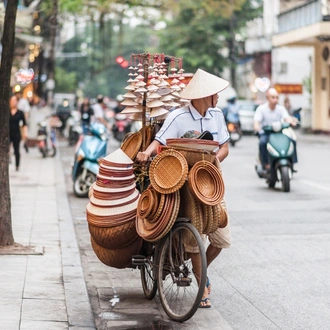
[47,0,58,106]
[0,0,19,246]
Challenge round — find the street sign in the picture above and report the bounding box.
[274,84,303,94]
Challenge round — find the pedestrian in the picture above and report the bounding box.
[136,68,231,309]
[9,95,28,171]
[254,88,298,174]
[80,97,94,134]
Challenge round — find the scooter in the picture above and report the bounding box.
[255,122,296,192]
[112,113,131,141]
[37,117,57,158]
[72,122,108,198]
[227,122,242,147]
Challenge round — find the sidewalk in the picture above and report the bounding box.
[0,147,95,330]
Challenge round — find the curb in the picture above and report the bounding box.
[55,149,96,329]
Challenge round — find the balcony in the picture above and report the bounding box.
[273,0,330,47]
[278,0,329,34]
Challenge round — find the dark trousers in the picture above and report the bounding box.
[259,133,298,168]
[259,133,269,169]
[10,134,21,168]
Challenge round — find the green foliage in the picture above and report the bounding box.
[158,0,262,75]
[54,67,77,93]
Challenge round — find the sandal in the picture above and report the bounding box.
[199,297,211,308]
[206,276,211,295]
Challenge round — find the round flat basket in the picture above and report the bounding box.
[88,220,138,249]
[149,149,188,194]
[188,160,225,206]
[91,236,143,269]
[121,131,143,160]
[166,138,219,152]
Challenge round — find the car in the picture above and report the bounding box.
[237,100,260,134]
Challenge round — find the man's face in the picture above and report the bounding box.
[10,96,18,109]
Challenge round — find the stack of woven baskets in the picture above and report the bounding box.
[87,148,142,269]
[136,146,228,242]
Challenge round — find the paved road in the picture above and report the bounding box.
[59,131,330,330]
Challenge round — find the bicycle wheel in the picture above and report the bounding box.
[157,221,207,322]
[140,243,158,300]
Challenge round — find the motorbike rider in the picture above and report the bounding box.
[92,95,108,127]
[225,96,240,126]
[254,88,298,174]
[80,97,94,134]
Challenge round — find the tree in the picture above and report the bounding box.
[0,0,19,246]
[158,0,262,86]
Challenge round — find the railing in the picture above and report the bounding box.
[278,0,324,33]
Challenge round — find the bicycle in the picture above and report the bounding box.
[132,165,207,322]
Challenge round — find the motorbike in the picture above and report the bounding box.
[255,122,296,192]
[112,113,131,141]
[72,122,108,198]
[227,122,242,146]
[67,110,83,146]
[37,116,57,158]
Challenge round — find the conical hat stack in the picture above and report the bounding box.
[87,148,142,268]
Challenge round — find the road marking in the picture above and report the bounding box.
[300,179,330,193]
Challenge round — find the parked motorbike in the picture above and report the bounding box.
[227,122,242,146]
[37,116,57,158]
[67,110,83,146]
[255,122,296,192]
[112,113,131,141]
[72,122,108,198]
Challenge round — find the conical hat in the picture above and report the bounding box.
[180,69,229,100]
[102,149,133,166]
[146,99,164,108]
[149,107,169,118]
[121,99,138,106]
[120,106,141,114]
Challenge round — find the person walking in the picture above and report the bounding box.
[9,95,27,171]
[137,68,231,308]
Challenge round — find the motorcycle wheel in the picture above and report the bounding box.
[73,171,96,198]
[280,166,290,192]
[230,140,236,147]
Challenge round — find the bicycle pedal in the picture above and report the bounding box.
[132,255,148,266]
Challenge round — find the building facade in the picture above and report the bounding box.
[272,0,330,132]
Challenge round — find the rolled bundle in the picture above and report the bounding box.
[136,187,180,242]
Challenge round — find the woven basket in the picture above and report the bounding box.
[178,182,204,234]
[91,236,143,269]
[121,131,143,160]
[188,160,224,206]
[149,149,188,194]
[88,220,138,249]
[161,145,216,168]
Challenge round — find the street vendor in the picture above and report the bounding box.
[136,68,231,309]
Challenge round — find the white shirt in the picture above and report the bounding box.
[92,103,104,119]
[254,102,289,133]
[18,98,31,113]
[155,103,229,146]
